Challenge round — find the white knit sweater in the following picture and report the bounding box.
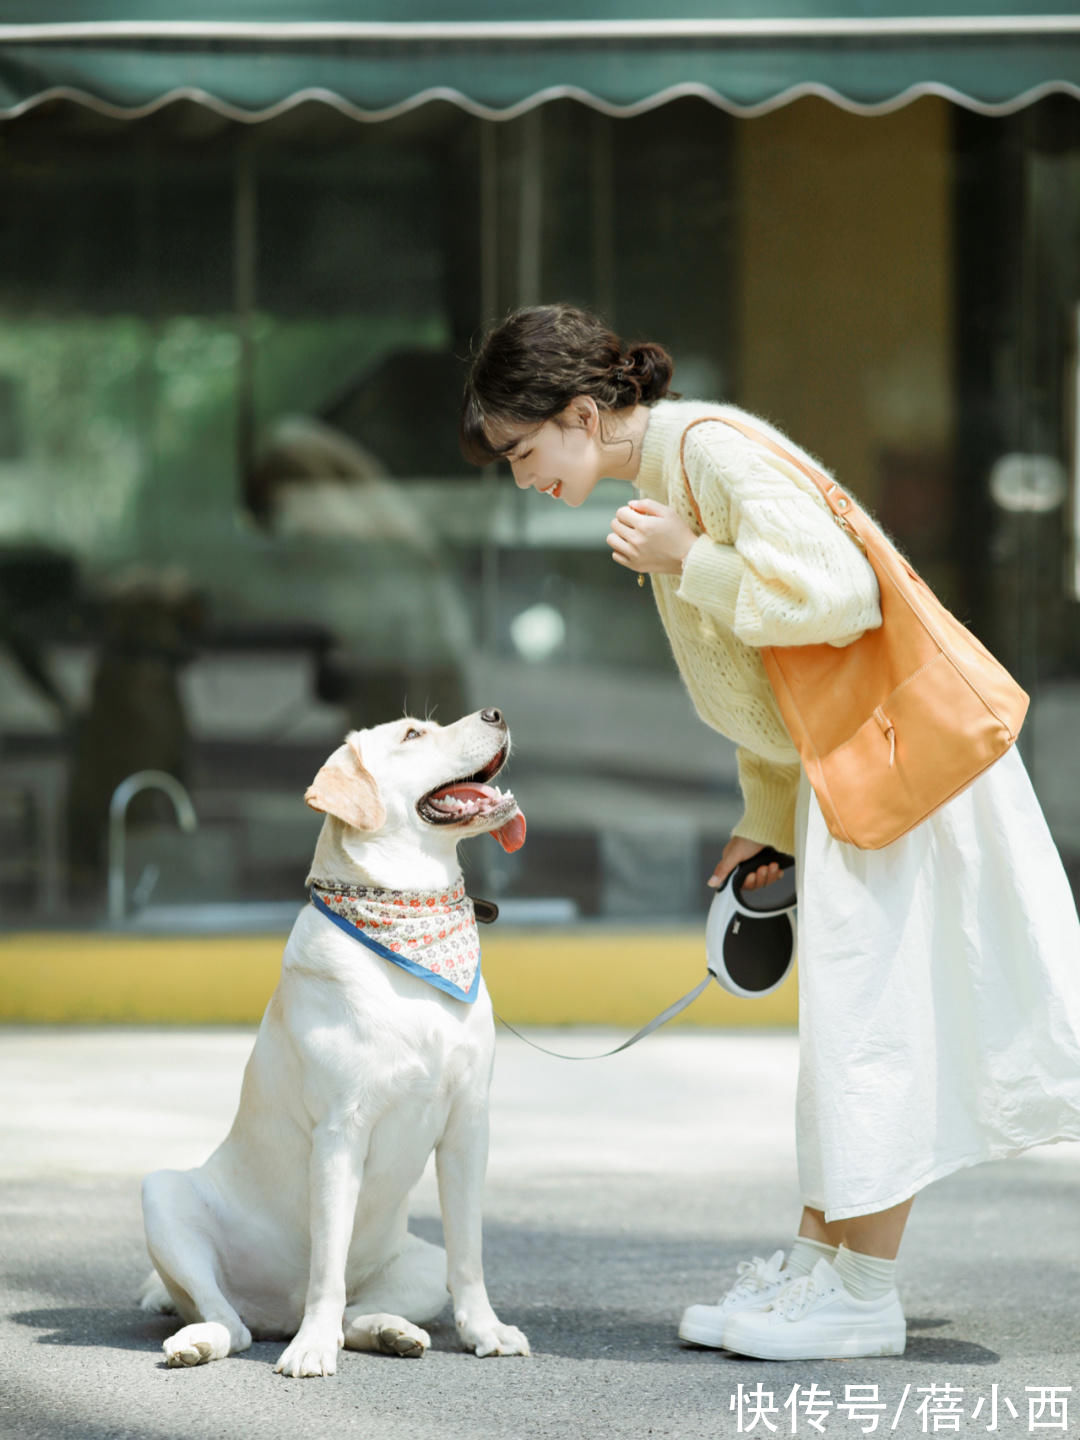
[635,399,882,852]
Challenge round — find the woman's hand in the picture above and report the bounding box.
[707,835,784,892]
[607,498,696,577]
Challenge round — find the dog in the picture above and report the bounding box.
[139,708,529,1377]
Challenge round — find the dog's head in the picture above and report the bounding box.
[305,709,526,863]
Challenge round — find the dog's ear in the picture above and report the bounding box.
[305,738,386,833]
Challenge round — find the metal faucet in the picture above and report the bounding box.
[108,770,198,923]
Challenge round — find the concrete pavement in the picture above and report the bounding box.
[1,1026,1078,1440]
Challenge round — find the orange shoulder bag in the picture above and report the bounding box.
[679,416,1029,850]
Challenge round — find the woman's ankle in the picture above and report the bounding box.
[785,1236,838,1278]
[833,1244,898,1301]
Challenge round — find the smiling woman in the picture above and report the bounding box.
[460,304,672,508]
[458,299,1080,1366]
[461,306,671,454]
[460,307,704,583]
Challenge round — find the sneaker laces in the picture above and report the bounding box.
[723,1249,786,1305]
[774,1263,839,1321]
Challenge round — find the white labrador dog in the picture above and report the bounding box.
[140,708,529,1377]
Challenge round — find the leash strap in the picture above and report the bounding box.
[493,971,716,1060]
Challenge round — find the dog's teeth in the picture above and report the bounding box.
[427,785,516,821]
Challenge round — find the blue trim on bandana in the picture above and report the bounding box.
[309,887,481,1004]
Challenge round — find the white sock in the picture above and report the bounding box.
[785,1236,839,1278]
[833,1244,897,1300]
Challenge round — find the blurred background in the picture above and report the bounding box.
[2,5,1079,947]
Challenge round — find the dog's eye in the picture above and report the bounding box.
[402,727,423,742]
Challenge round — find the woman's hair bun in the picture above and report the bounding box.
[459,305,675,466]
[621,342,674,405]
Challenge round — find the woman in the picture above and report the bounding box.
[459,303,1080,1362]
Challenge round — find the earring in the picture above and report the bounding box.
[637,574,645,588]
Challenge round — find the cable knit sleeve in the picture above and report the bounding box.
[734,749,801,854]
[675,421,881,649]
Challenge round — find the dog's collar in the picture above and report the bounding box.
[309,878,481,1003]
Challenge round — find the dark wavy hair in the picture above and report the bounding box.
[459,304,675,466]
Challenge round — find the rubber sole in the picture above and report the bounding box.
[722,1327,906,1361]
[677,1318,729,1349]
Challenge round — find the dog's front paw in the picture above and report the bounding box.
[164,1322,238,1367]
[273,1324,344,1378]
[456,1313,530,1358]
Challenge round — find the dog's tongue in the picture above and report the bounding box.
[491,809,526,854]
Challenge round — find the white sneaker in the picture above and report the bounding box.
[721,1258,906,1361]
[678,1249,790,1349]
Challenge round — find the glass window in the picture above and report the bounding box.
[1,93,1078,930]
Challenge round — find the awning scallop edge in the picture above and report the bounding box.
[2,18,1080,122]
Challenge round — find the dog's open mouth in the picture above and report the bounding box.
[417,745,527,853]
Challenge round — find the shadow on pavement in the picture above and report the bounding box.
[10,1304,173,1354]
[11,1299,997,1370]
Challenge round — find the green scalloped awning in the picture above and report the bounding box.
[2,4,1080,122]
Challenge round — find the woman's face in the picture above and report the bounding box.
[495,400,604,508]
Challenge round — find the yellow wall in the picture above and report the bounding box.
[736,97,953,506]
[0,929,796,1027]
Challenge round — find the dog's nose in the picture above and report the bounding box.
[480,708,504,727]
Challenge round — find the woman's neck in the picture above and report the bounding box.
[600,404,652,483]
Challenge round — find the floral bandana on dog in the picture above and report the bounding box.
[309,878,481,1003]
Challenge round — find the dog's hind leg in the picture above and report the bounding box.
[142,1170,252,1367]
[343,1234,449,1358]
[138,1269,177,1315]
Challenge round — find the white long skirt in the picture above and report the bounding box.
[794,745,1080,1222]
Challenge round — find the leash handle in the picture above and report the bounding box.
[493,972,716,1060]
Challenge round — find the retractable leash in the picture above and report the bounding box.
[481,847,797,1061]
[493,973,718,1060]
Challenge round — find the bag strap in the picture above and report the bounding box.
[679,414,868,555]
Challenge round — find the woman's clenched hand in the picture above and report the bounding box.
[607,498,697,577]
[708,835,783,892]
